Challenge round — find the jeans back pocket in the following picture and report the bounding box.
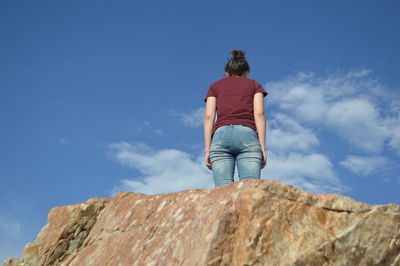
[238,126,259,147]
[211,126,226,147]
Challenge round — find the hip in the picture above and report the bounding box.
[211,124,261,152]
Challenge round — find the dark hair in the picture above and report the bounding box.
[224,50,250,77]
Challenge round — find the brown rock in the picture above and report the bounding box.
[3,179,400,266]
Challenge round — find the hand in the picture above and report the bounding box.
[204,152,212,170]
[261,149,267,169]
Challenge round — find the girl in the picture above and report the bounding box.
[203,50,268,187]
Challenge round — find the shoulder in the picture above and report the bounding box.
[249,78,268,96]
[210,77,228,87]
[244,77,261,85]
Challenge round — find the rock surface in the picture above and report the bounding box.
[3,179,400,266]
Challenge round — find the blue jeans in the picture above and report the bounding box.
[210,124,263,187]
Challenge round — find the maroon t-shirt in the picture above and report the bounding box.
[204,76,268,135]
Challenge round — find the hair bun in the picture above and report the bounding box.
[225,49,250,76]
[230,50,245,60]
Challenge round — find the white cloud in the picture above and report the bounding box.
[268,113,319,154]
[170,107,206,128]
[260,69,398,190]
[106,141,213,195]
[263,152,348,194]
[268,68,400,154]
[325,98,385,153]
[263,112,346,193]
[274,84,329,122]
[383,117,400,154]
[339,155,389,176]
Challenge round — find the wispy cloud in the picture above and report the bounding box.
[143,121,163,135]
[130,120,163,135]
[169,107,205,128]
[58,137,70,145]
[339,155,389,176]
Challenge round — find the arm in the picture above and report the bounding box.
[204,96,216,169]
[254,92,267,167]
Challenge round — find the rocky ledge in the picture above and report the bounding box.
[3,179,400,266]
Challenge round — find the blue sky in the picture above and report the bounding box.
[1,0,399,262]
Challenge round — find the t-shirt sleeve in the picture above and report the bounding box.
[204,84,217,103]
[254,80,268,97]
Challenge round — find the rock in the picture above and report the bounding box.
[3,179,400,266]
[3,197,110,266]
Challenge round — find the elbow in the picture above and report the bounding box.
[204,114,215,122]
[254,111,265,118]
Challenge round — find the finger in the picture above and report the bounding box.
[205,158,212,170]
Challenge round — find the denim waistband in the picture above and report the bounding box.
[216,124,256,132]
